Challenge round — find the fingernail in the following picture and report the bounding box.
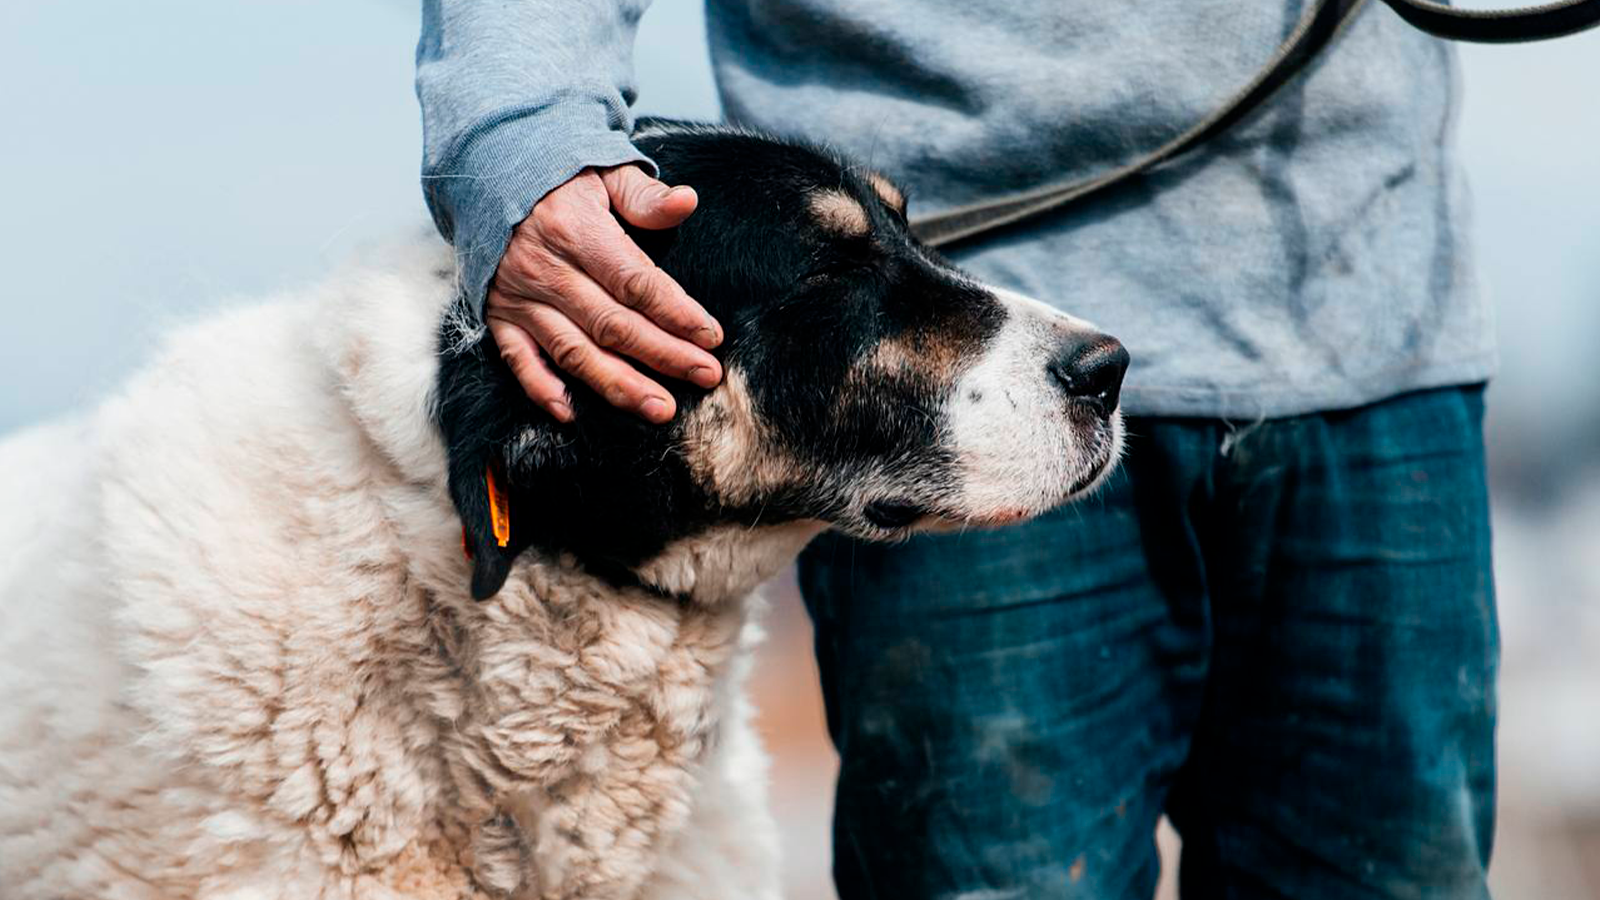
[693,322,722,349]
[549,401,573,422]
[688,365,720,388]
[666,185,695,203]
[641,397,671,422]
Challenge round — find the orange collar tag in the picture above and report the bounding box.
[485,465,511,549]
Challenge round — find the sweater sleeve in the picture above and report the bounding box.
[416,0,656,321]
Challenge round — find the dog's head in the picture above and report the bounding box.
[438,122,1127,600]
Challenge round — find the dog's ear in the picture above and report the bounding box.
[451,455,514,600]
[436,331,580,600]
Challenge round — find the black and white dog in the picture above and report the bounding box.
[0,122,1125,899]
[445,119,1129,601]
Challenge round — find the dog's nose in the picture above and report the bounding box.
[1049,334,1129,415]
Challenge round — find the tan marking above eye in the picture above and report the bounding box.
[866,172,905,214]
[867,339,918,374]
[809,189,871,237]
[853,334,967,393]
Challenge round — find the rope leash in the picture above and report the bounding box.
[909,0,1600,249]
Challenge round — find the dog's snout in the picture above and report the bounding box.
[1049,334,1129,415]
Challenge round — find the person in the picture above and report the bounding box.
[416,1,1497,896]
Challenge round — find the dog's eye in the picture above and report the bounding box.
[863,499,926,529]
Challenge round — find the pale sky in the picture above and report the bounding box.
[2,0,1596,464]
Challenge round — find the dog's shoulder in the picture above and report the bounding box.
[96,232,457,544]
[91,231,460,628]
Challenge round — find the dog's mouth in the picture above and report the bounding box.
[1066,445,1118,497]
[1058,420,1124,500]
[854,418,1124,537]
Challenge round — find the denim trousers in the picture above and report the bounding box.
[798,384,1499,900]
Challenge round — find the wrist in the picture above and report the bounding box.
[425,104,654,320]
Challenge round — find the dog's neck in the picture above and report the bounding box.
[314,242,462,491]
[317,244,827,608]
[405,529,766,894]
[627,519,827,604]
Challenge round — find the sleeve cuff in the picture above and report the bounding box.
[424,106,654,323]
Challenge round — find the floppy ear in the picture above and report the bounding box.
[450,455,513,600]
[435,331,579,600]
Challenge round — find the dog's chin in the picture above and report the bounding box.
[917,422,1125,535]
[1061,416,1125,499]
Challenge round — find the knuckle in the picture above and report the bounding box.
[616,267,660,309]
[540,213,576,244]
[615,181,644,211]
[589,309,635,350]
[625,184,665,216]
[498,342,533,376]
[602,165,636,190]
[546,335,589,374]
[603,383,635,409]
[533,198,577,232]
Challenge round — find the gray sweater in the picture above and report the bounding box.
[417,0,1492,418]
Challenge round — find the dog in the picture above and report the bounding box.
[0,121,1127,899]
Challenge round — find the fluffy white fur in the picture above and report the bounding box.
[0,238,783,900]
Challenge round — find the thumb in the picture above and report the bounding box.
[600,164,697,230]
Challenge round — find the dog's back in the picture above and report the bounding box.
[0,293,351,895]
[0,252,466,897]
[0,416,153,893]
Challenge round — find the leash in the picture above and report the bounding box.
[909,0,1600,249]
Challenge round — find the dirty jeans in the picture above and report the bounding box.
[798,384,1498,899]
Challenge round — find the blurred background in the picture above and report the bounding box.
[3,1,1597,897]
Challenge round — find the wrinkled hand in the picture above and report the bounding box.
[487,164,723,424]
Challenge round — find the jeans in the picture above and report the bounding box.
[798,385,1498,900]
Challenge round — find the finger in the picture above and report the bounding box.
[563,273,724,388]
[488,310,574,422]
[504,256,721,388]
[599,164,697,230]
[520,301,679,424]
[510,183,722,352]
[564,214,724,351]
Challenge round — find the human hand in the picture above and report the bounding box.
[486,164,722,424]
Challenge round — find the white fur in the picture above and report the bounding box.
[635,522,826,606]
[947,285,1125,521]
[0,237,780,900]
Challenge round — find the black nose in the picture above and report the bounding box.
[1048,334,1129,415]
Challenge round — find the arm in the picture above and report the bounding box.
[418,0,721,423]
